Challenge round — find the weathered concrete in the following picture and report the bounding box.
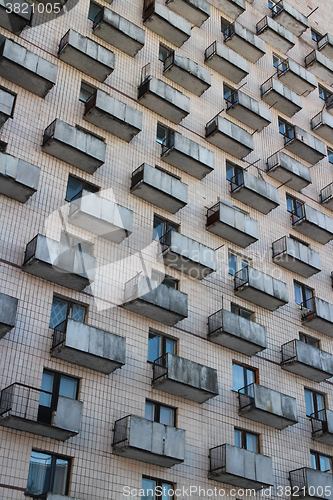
[143,2,191,47]
[205,42,249,84]
[161,132,214,180]
[289,468,333,500]
[302,297,333,337]
[0,38,57,97]
[130,163,188,214]
[206,0,245,20]
[261,77,302,117]
[256,16,295,54]
[311,111,333,143]
[277,58,317,96]
[306,50,333,86]
[163,51,211,96]
[318,33,333,62]
[58,29,115,82]
[284,126,326,165]
[0,151,40,203]
[266,151,311,191]
[206,201,259,248]
[138,76,190,124]
[312,409,333,445]
[22,234,95,292]
[0,0,32,34]
[205,116,253,159]
[281,339,333,382]
[0,86,16,128]
[225,90,271,132]
[292,204,333,244]
[230,170,280,215]
[271,0,309,36]
[42,119,106,174]
[84,90,142,142]
[53,396,83,435]
[166,0,210,27]
[224,22,265,63]
[208,309,266,356]
[272,236,321,278]
[113,415,185,467]
[0,292,18,339]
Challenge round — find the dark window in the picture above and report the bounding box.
[148,330,177,363]
[234,428,259,453]
[156,124,171,145]
[151,270,179,290]
[328,148,333,164]
[310,451,331,473]
[294,281,314,309]
[231,303,254,321]
[286,194,304,218]
[159,44,171,62]
[79,82,95,103]
[145,400,176,426]
[65,175,99,202]
[279,117,294,140]
[0,140,7,152]
[224,84,238,105]
[38,369,79,425]
[233,363,257,392]
[153,215,178,241]
[299,332,320,349]
[273,55,287,72]
[88,1,101,20]
[305,389,325,418]
[49,296,87,330]
[26,450,71,497]
[226,161,244,186]
[221,16,231,34]
[141,477,174,500]
[311,29,323,43]
[319,85,332,102]
[228,251,249,279]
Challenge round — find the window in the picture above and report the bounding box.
[279,117,294,141]
[79,82,95,103]
[228,251,249,278]
[159,44,171,63]
[226,161,244,186]
[156,123,172,145]
[26,450,70,497]
[88,1,101,20]
[221,16,231,34]
[268,0,279,14]
[151,270,179,290]
[141,477,174,500]
[286,194,304,218]
[38,369,79,425]
[49,296,87,330]
[65,175,99,202]
[311,28,323,43]
[234,428,259,453]
[294,281,314,309]
[233,363,257,392]
[305,389,325,418]
[319,85,332,102]
[273,55,287,72]
[231,303,254,321]
[299,332,320,349]
[153,215,179,241]
[148,330,177,363]
[311,451,331,473]
[0,140,7,152]
[328,148,333,164]
[145,400,176,427]
[224,84,238,106]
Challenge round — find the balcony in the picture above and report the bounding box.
[58,29,115,82]
[0,86,16,129]
[138,68,190,124]
[165,0,210,27]
[301,297,333,337]
[281,340,333,382]
[0,38,57,98]
[205,42,249,84]
[152,353,218,403]
[205,116,253,159]
[291,205,333,244]
[159,231,216,279]
[0,151,41,203]
[113,415,185,467]
[223,22,265,63]
[266,151,311,191]
[130,163,188,214]
[256,16,295,54]
[143,0,191,47]
[269,0,309,37]
[0,292,18,339]
[311,111,333,144]
[163,50,211,96]
[206,201,258,248]
[22,234,95,292]
[272,236,321,278]
[225,90,271,132]
[283,126,326,165]
[261,77,302,117]
[0,383,83,441]
[305,50,333,86]
[277,59,317,96]
[42,119,106,174]
[238,383,298,429]
[208,444,274,490]
[311,409,333,446]
[208,309,266,356]
[321,182,333,211]
[123,275,188,326]
[69,192,133,243]
[0,0,32,34]
[51,319,126,374]
[207,0,245,20]
[234,266,288,311]
[229,170,280,214]
[92,7,145,57]
[161,132,214,180]
[318,34,333,62]
[84,89,142,142]
[289,468,333,500]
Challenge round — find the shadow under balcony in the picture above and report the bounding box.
[208,444,274,490]
[229,170,280,215]
[311,111,333,144]
[234,266,288,311]
[0,383,83,441]
[283,126,326,165]
[92,7,145,57]
[207,0,245,20]
[256,16,295,54]
[205,116,253,159]
[311,409,333,446]
[205,42,249,84]
[266,151,311,191]
[301,297,333,337]
[58,29,115,82]
[0,85,16,129]
[305,50,333,86]
[0,151,40,203]
[318,34,333,63]
[321,182,333,211]
[0,0,32,34]
[22,234,95,292]
[223,22,265,63]
[208,308,266,356]
[113,415,185,467]
[276,58,317,96]
[225,90,271,132]
[291,205,333,244]
[289,468,333,500]
[152,353,218,403]
[269,0,308,37]
[143,0,191,47]
[123,275,188,326]
[272,236,321,278]
[281,339,333,382]
[51,319,125,374]
[42,119,106,174]
[161,131,214,180]
[206,201,258,248]
[0,292,18,339]
[261,77,302,117]
[163,50,211,96]
[130,163,188,214]
[165,0,210,27]
[238,383,298,429]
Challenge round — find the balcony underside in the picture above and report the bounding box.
[0,175,37,204]
[131,181,187,213]
[307,61,333,86]
[58,44,113,82]
[164,65,210,96]
[161,148,213,180]
[312,123,333,144]
[267,164,310,192]
[261,89,301,117]
[293,220,333,245]
[0,415,77,441]
[206,221,257,248]
[302,315,333,337]
[84,107,141,143]
[206,132,252,159]
[208,471,270,490]
[284,140,325,166]
[273,254,320,279]
[322,197,333,211]
[42,138,104,174]
[94,20,144,57]
[227,104,270,132]
[209,329,265,356]
[162,250,214,279]
[113,445,183,467]
[143,11,190,47]
[239,407,296,430]
[225,36,264,64]
[205,52,248,84]
[22,259,91,292]
[152,378,216,404]
[278,72,316,97]
[282,360,333,383]
[207,0,244,19]
[51,345,123,374]
[231,186,279,215]
[313,432,333,446]
[235,285,287,311]
[0,7,31,35]
[123,298,186,326]
[166,0,209,27]
[138,84,188,124]
[274,10,307,37]
[258,29,294,54]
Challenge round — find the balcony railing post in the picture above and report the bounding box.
[281,339,297,364]
[234,265,249,291]
[152,354,168,383]
[208,309,223,337]
[238,383,255,412]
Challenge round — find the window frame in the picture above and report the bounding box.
[49,295,88,330]
[232,362,258,393]
[319,84,332,102]
[156,123,172,145]
[294,280,314,310]
[145,400,177,427]
[286,194,304,218]
[158,44,172,63]
[231,302,254,322]
[79,81,96,103]
[234,427,260,453]
[147,330,177,364]
[310,450,332,473]
[279,117,295,141]
[65,174,99,202]
[328,148,333,165]
[311,28,323,43]
[305,388,326,418]
[141,476,175,500]
[88,0,101,21]
[26,449,72,498]
[299,332,320,349]
[226,161,244,187]
[153,214,179,240]
[228,251,251,277]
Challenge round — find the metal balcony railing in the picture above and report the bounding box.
[266,152,280,172]
[261,77,274,97]
[209,444,226,474]
[238,383,255,412]
[305,50,317,67]
[58,29,70,55]
[256,16,269,35]
[23,235,38,265]
[85,89,97,115]
[281,339,298,364]
[277,59,290,78]
[205,41,217,61]
[225,91,239,110]
[310,409,329,438]
[152,354,168,383]
[208,309,223,337]
[113,415,130,447]
[289,467,309,492]
[141,62,151,84]
[143,0,155,21]
[234,265,249,291]
[93,7,104,29]
[0,383,50,420]
[311,111,324,130]
[161,132,175,156]
[272,236,288,259]
[222,22,235,42]
[229,170,244,193]
[301,296,316,319]
[320,182,333,204]
[130,164,145,190]
[42,119,57,147]
[52,319,67,350]
[318,33,329,51]
[206,202,221,227]
[163,50,175,72]
[291,205,305,226]
[269,0,283,16]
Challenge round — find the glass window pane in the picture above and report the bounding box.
[246,433,258,453]
[79,82,95,103]
[228,253,237,276]
[49,298,68,329]
[145,402,155,421]
[328,149,333,164]
[279,120,286,135]
[224,85,233,101]
[65,176,83,202]
[39,371,54,407]
[245,367,255,386]
[157,124,167,144]
[320,455,331,473]
[234,429,242,448]
[153,216,164,240]
[273,55,279,68]
[307,337,319,348]
[162,483,173,500]
[142,478,156,500]
[88,1,101,20]
[240,309,252,321]
[310,452,317,470]
[233,364,244,391]
[165,338,176,355]
[304,287,313,304]
[231,303,239,315]
[71,304,85,323]
[59,376,77,400]
[226,162,235,181]
[162,277,177,289]
[160,406,174,426]
[316,394,325,413]
[53,458,69,495]
[286,196,294,213]
[148,332,161,362]
[294,283,303,306]
[26,451,52,496]
[159,45,170,62]
[305,389,314,416]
